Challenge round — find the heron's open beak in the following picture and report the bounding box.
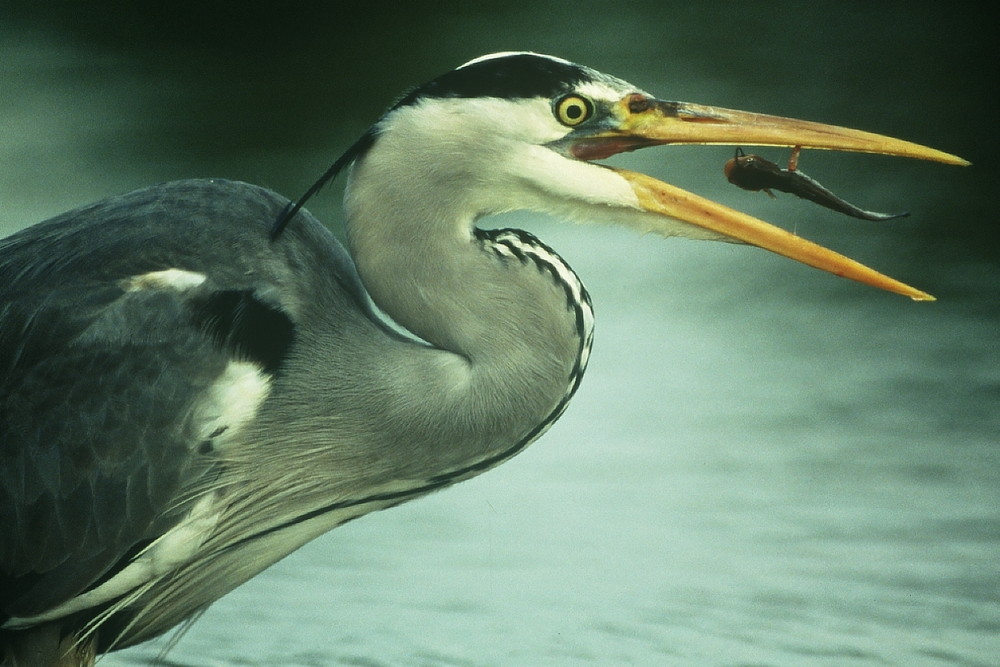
[578,94,969,301]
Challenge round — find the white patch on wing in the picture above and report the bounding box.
[195,360,271,446]
[121,268,207,292]
[2,494,221,629]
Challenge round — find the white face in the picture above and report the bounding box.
[345,52,668,233]
[353,86,646,232]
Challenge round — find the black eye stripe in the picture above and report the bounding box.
[393,54,592,107]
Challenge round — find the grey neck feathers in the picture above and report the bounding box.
[343,154,593,476]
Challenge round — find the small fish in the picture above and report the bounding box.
[724,147,908,221]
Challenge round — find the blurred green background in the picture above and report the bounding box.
[3,2,992,261]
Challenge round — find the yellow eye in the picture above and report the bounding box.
[555,95,593,126]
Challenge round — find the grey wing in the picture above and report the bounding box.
[0,180,320,620]
[0,284,232,617]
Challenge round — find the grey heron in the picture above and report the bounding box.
[0,52,967,665]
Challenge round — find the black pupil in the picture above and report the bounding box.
[566,103,582,119]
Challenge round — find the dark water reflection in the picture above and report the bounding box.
[2,3,996,664]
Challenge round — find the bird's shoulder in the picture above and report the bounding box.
[3,178,362,298]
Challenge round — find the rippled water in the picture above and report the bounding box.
[2,4,996,665]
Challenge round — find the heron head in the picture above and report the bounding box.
[329,52,968,300]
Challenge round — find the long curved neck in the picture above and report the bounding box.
[343,150,593,471]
